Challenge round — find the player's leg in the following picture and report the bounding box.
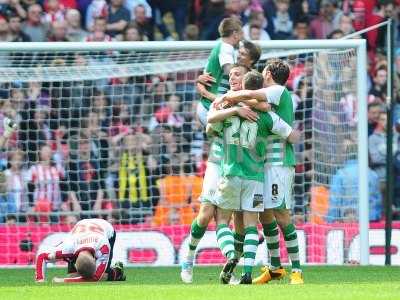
[105,230,126,281]
[239,179,264,284]
[274,209,303,284]
[181,161,220,283]
[272,166,303,284]
[232,211,245,258]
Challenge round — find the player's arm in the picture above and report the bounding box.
[196,73,217,101]
[0,117,17,149]
[207,106,258,123]
[268,112,300,144]
[216,89,267,107]
[240,99,271,112]
[35,245,69,282]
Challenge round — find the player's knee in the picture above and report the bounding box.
[275,210,291,228]
[197,206,214,227]
[259,210,275,225]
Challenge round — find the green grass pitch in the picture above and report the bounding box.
[1,266,399,300]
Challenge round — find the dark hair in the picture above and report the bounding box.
[294,16,309,26]
[327,29,344,39]
[264,59,290,85]
[231,63,251,73]
[243,70,264,90]
[218,17,242,38]
[241,40,261,65]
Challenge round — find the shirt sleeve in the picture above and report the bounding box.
[262,85,285,106]
[268,112,292,139]
[35,240,74,281]
[218,43,235,67]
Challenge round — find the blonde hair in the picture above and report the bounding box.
[75,251,96,279]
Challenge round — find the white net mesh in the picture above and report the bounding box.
[0,44,363,266]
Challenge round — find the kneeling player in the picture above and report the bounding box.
[35,218,126,283]
[208,71,298,284]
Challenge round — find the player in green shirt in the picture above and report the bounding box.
[181,40,263,285]
[214,59,303,284]
[208,70,299,284]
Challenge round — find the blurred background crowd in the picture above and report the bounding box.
[0,0,398,226]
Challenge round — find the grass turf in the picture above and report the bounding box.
[1,266,399,300]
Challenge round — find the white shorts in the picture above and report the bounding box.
[196,101,208,127]
[264,166,295,210]
[199,161,221,205]
[215,176,264,212]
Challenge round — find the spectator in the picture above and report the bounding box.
[369,111,393,183]
[28,144,64,222]
[85,0,107,31]
[368,102,382,136]
[327,28,344,39]
[125,0,151,21]
[272,0,293,39]
[290,17,310,40]
[242,11,270,41]
[152,156,194,226]
[67,133,105,218]
[199,0,225,40]
[0,15,11,42]
[5,150,29,222]
[369,66,387,103]
[118,133,157,224]
[310,0,336,39]
[9,14,31,41]
[183,24,199,41]
[327,142,382,222]
[132,4,153,40]
[42,0,66,24]
[123,23,143,41]
[48,20,70,41]
[106,0,130,38]
[65,9,87,41]
[149,94,184,131]
[85,16,112,41]
[19,104,52,164]
[0,167,15,223]
[338,14,354,36]
[22,4,48,42]
[7,0,28,19]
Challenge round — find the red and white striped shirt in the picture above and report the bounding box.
[29,163,64,211]
[35,219,114,282]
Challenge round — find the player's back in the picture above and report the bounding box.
[71,218,114,240]
[222,112,269,182]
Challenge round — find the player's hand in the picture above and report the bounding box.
[3,117,17,138]
[288,129,301,144]
[197,73,216,87]
[236,107,258,122]
[212,95,227,109]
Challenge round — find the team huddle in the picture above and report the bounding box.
[181,17,303,285]
[34,17,303,285]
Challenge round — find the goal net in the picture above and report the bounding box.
[0,41,371,267]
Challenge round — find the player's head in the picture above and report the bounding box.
[218,17,243,45]
[243,70,264,90]
[262,59,290,86]
[238,40,261,68]
[75,250,96,279]
[229,64,251,91]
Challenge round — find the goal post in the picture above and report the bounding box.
[0,39,369,266]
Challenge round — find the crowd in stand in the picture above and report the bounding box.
[0,0,399,225]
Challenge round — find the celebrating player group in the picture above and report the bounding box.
[33,16,302,286]
[181,17,304,285]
